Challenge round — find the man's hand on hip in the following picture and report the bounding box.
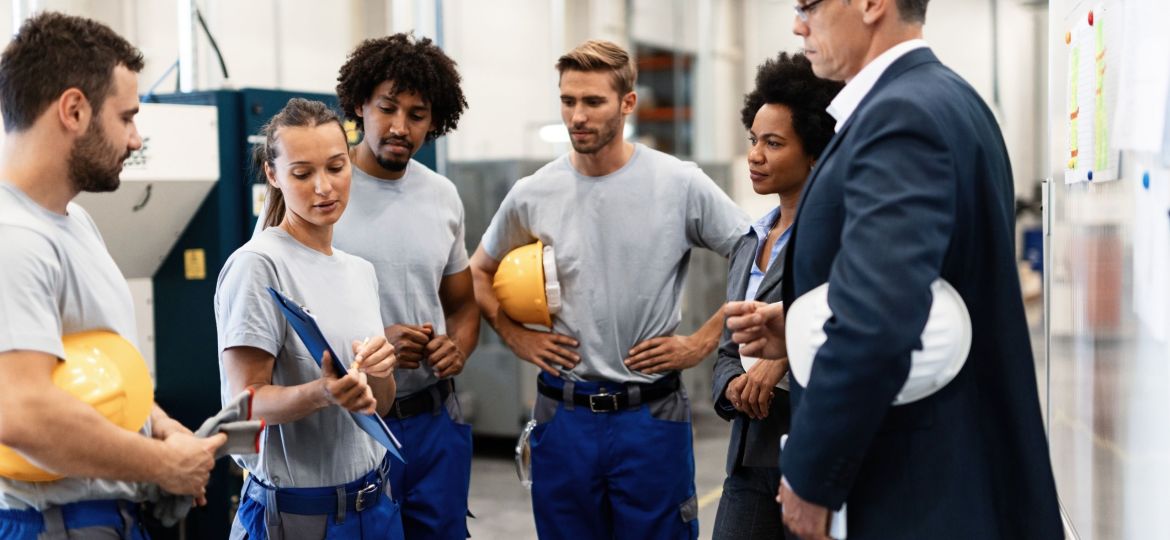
[498,319,580,376]
[624,334,706,374]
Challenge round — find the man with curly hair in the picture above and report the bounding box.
[470,40,748,540]
[333,33,476,540]
[0,12,223,539]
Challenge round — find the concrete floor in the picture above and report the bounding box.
[456,298,1054,539]
[466,408,734,539]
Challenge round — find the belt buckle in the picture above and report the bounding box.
[588,392,619,413]
[354,482,379,512]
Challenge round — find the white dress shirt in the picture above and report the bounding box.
[826,39,929,132]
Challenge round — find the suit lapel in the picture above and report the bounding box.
[784,48,943,303]
[728,236,755,301]
[783,117,852,304]
[791,48,940,229]
[754,241,787,301]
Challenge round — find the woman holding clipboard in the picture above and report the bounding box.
[214,98,402,540]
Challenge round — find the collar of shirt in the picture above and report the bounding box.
[827,39,930,132]
[744,206,790,301]
[749,206,786,275]
[749,206,782,241]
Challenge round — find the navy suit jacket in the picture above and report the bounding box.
[712,230,790,475]
[779,49,1062,538]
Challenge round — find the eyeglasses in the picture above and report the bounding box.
[794,0,829,22]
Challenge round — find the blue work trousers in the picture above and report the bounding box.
[385,395,472,540]
[232,457,404,540]
[0,499,149,539]
[529,373,699,540]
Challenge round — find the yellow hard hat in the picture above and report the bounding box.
[493,241,561,328]
[0,331,154,482]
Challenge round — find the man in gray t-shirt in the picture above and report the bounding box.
[333,34,476,540]
[0,12,220,538]
[470,40,747,540]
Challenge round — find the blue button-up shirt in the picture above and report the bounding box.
[744,206,790,301]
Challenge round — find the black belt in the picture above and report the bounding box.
[537,375,681,413]
[385,380,453,420]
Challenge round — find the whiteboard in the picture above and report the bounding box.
[1046,1,1170,538]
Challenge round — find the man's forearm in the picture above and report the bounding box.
[691,304,726,356]
[445,301,481,357]
[0,384,168,484]
[469,249,528,348]
[470,270,503,329]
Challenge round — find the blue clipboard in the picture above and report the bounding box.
[266,287,405,464]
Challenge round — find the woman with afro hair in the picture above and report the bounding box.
[709,52,841,540]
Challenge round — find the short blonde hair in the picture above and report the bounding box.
[555,40,637,95]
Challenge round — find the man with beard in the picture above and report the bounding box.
[470,40,748,540]
[331,33,477,540]
[0,12,224,539]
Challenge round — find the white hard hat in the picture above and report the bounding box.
[784,278,972,405]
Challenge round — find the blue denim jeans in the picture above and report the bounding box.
[712,465,783,540]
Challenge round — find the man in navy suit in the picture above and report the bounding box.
[726,0,1063,538]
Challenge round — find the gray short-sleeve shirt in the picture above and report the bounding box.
[480,144,748,383]
[215,227,386,488]
[333,161,469,396]
[0,183,146,510]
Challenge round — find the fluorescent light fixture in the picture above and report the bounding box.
[538,123,635,143]
[539,124,569,143]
